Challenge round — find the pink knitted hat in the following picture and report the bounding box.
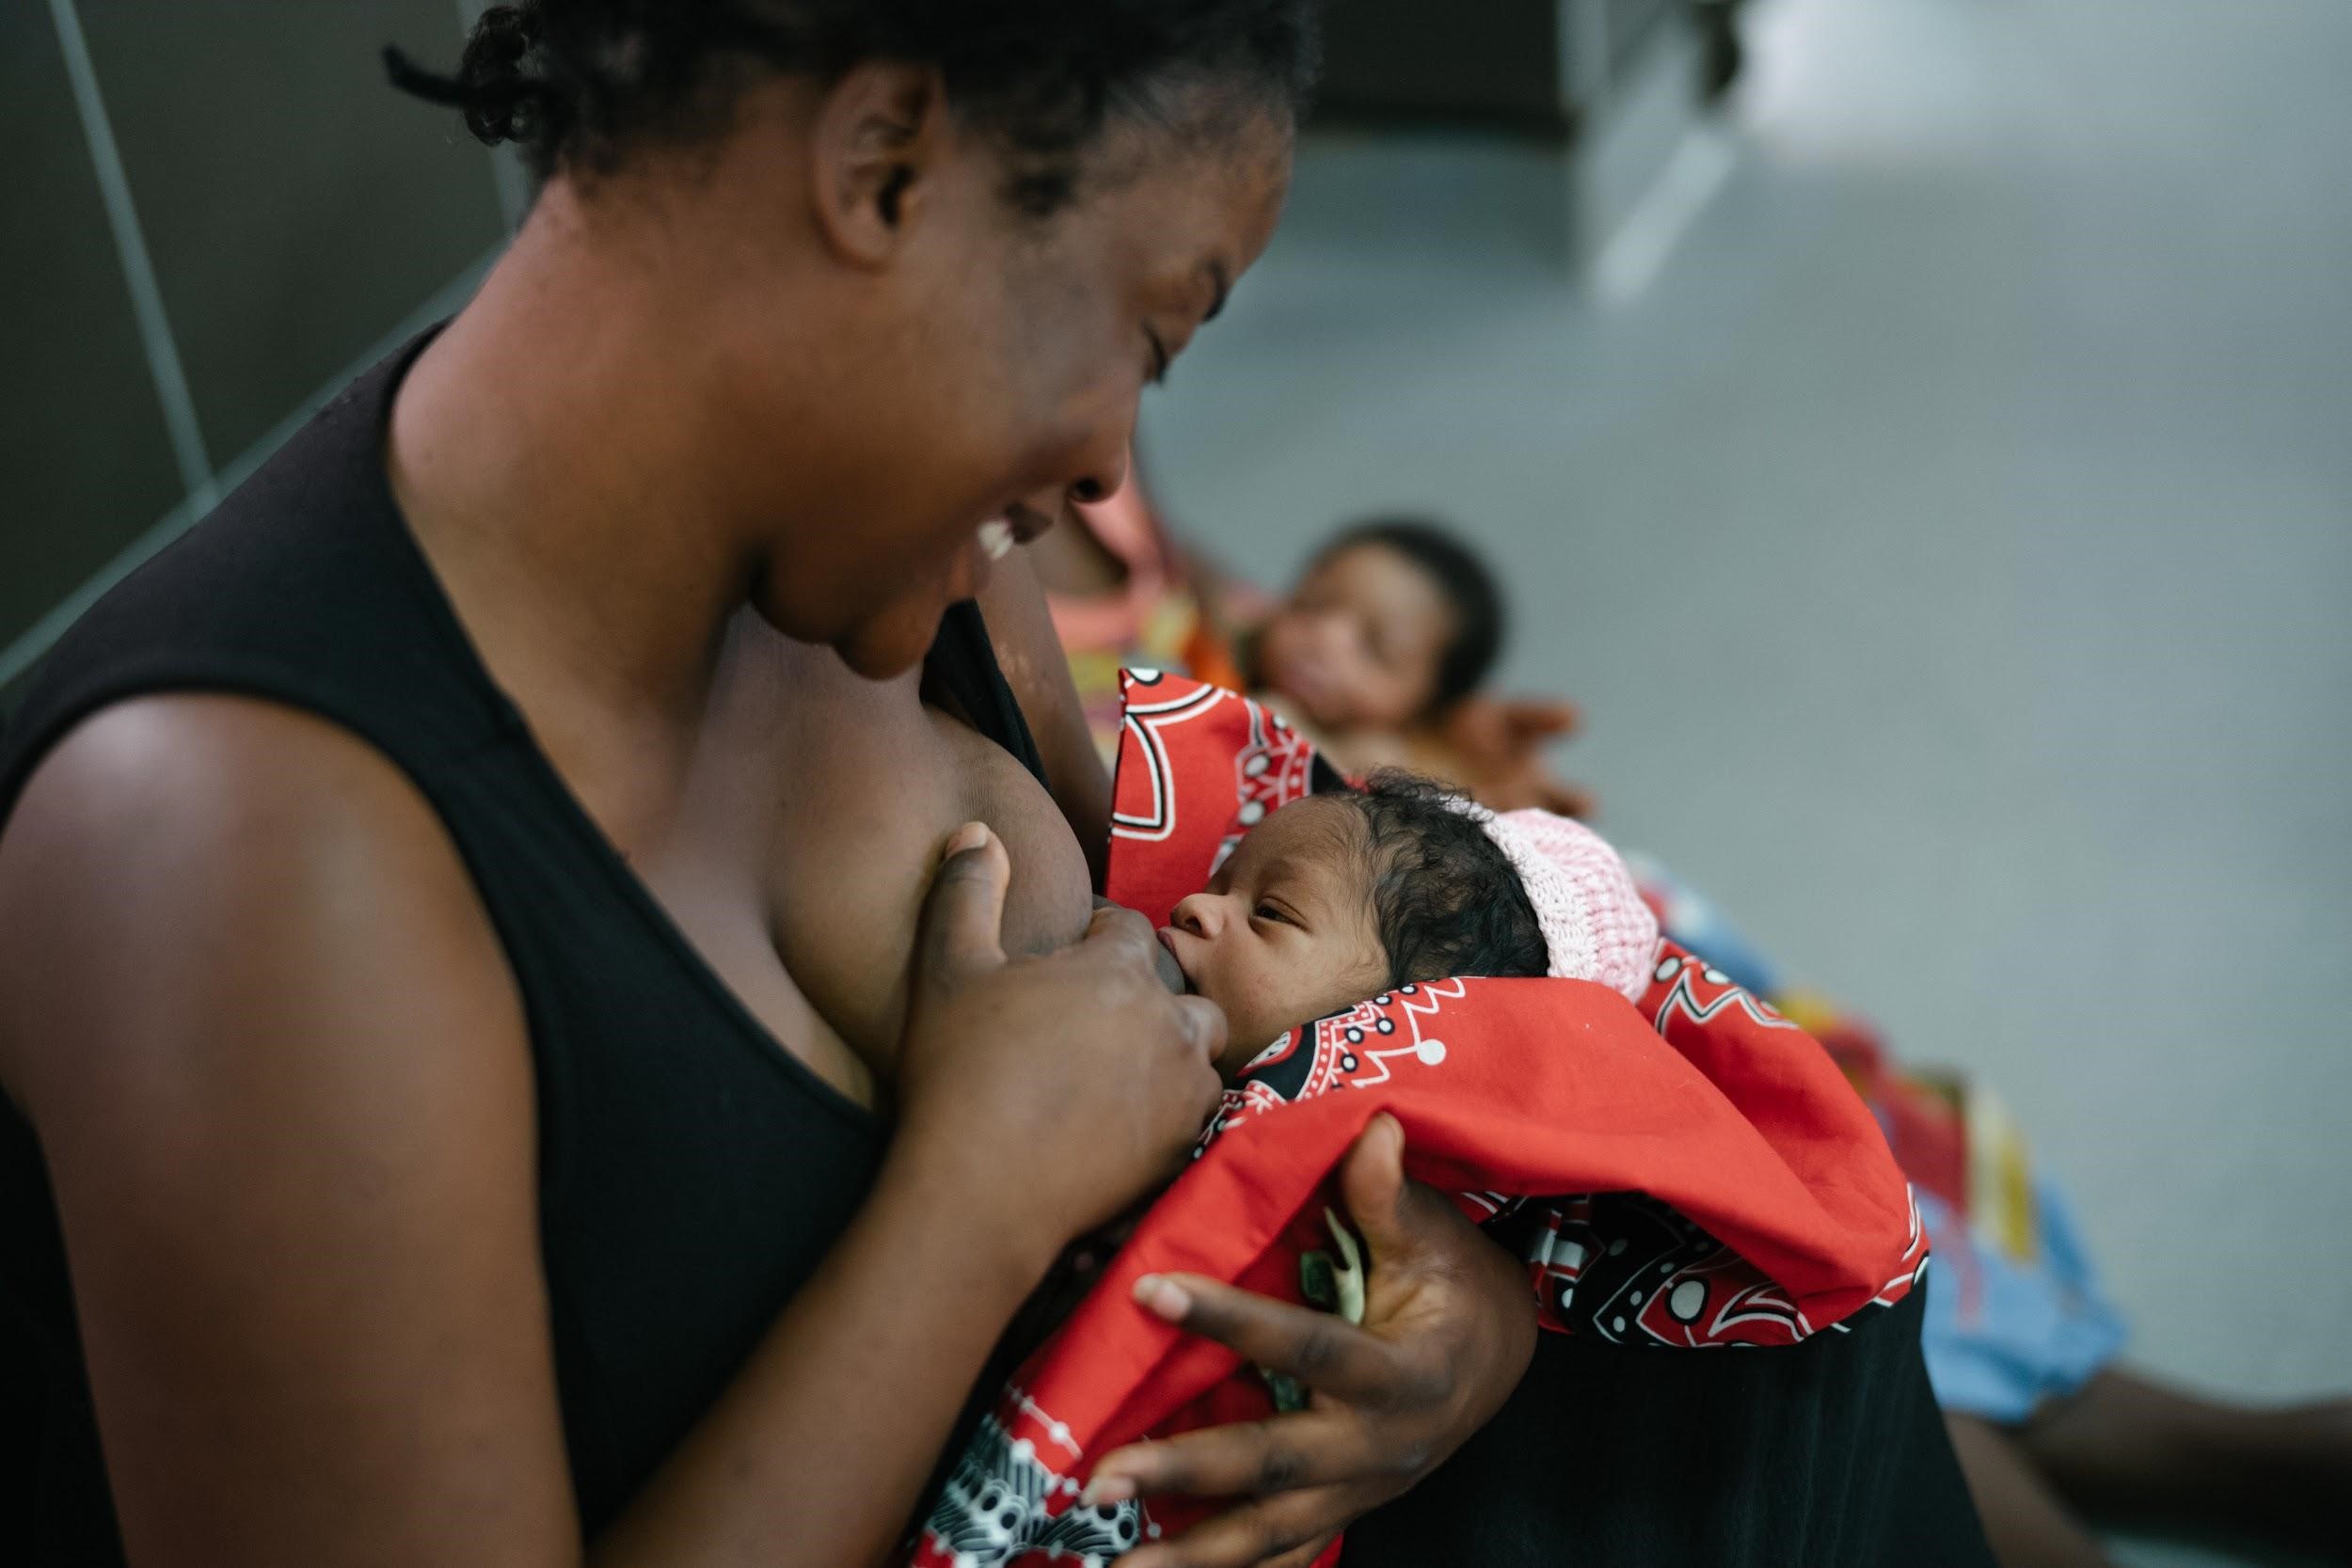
[1468,806,1660,1000]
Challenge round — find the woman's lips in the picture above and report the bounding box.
[1153,928,1192,995]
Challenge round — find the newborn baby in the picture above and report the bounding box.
[914,673,1928,1568]
[1156,771,1659,1084]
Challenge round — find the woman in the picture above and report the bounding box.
[0,7,1539,1565]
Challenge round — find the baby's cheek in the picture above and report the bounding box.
[1258,970,1354,1043]
[1216,970,1302,1064]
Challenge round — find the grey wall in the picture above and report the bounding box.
[1,0,511,684]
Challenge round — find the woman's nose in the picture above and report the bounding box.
[1069,446,1131,507]
[1066,431,1134,508]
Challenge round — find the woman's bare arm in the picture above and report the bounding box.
[0,699,581,1568]
[0,695,1218,1568]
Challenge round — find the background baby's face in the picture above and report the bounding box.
[1156,797,1391,1078]
[1256,543,1455,733]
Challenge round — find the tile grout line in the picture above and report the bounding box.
[45,0,218,515]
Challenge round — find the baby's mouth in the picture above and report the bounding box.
[1153,928,1193,996]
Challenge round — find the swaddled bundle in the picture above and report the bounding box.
[913,672,1926,1567]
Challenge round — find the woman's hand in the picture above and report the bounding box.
[893,823,1228,1262]
[1082,1116,1538,1568]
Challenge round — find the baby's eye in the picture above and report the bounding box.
[1254,902,1290,926]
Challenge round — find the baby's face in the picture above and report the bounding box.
[1157,797,1391,1079]
[1256,543,1454,733]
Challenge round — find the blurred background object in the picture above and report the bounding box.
[1,0,518,695]
[5,2,2349,1561]
[1312,0,1732,269]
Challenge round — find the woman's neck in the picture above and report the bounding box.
[386,182,813,835]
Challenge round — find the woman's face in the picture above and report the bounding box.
[731,79,1294,678]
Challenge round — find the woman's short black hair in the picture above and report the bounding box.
[388,1,1322,211]
[1335,771,1548,987]
[1318,516,1505,716]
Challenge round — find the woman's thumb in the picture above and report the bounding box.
[1339,1112,1411,1260]
[914,822,1010,986]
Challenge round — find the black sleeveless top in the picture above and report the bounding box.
[0,340,1042,1564]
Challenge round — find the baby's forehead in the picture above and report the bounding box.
[1245,796,1371,880]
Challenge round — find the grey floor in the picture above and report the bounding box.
[1144,2,2352,1560]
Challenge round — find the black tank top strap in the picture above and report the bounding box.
[923,598,1047,788]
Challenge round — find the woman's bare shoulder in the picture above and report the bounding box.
[0,691,521,1108]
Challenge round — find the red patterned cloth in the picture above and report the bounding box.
[910,673,1925,1567]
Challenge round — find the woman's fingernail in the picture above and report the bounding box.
[1135,1274,1192,1321]
[946,822,988,856]
[1079,1473,1136,1507]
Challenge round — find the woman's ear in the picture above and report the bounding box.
[806,59,949,267]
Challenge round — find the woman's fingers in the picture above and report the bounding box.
[913,823,1009,984]
[1081,904,1227,1062]
[1125,1274,1401,1402]
[1335,1114,1410,1261]
[1081,895,1161,956]
[1258,1534,1344,1568]
[1115,1484,1357,1568]
[1089,1406,1367,1503]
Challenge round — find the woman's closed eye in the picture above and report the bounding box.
[1145,327,1171,387]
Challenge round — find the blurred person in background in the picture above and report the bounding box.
[1031,473,1593,830]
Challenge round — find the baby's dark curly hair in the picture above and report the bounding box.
[387,1,1322,211]
[1332,771,1549,988]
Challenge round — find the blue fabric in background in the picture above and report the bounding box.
[1915,1184,2128,1423]
[1627,851,2128,1425]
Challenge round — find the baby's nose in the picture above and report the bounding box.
[1171,893,1223,938]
